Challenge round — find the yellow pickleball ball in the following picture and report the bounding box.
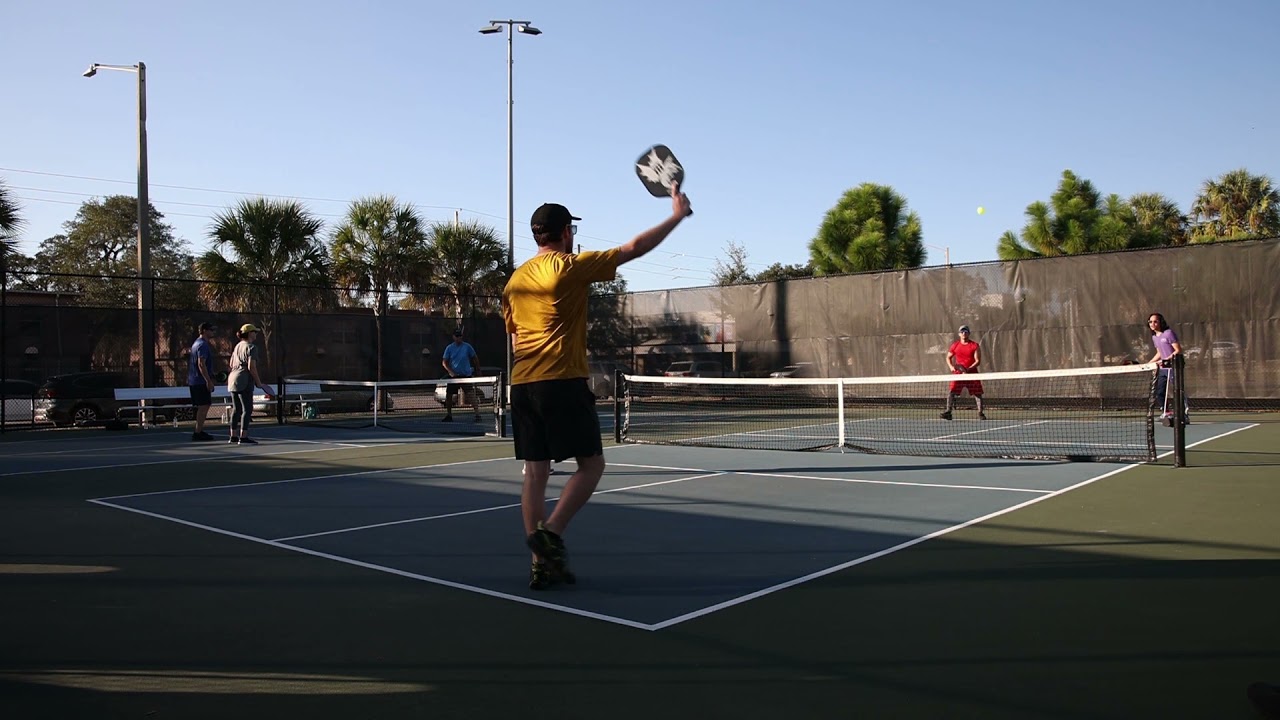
[977,206,985,215]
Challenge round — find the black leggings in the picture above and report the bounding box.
[230,389,254,435]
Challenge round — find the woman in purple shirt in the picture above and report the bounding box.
[1147,312,1186,421]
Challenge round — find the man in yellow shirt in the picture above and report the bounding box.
[503,186,693,590]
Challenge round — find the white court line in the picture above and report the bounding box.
[734,470,1051,494]
[1174,423,1259,453]
[90,456,514,501]
[932,419,1050,440]
[608,461,1049,494]
[86,498,651,631]
[275,437,375,449]
[273,472,725,542]
[648,421,1261,630]
[86,422,1262,632]
[2,439,217,457]
[0,434,491,478]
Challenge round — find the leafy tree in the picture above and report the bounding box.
[23,196,195,373]
[2,253,42,290]
[197,198,334,370]
[425,219,504,324]
[0,179,23,273]
[331,196,432,382]
[713,240,753,285]
[753,262,814,283]
[32,195,193,307]
[588,276,630,360]
[809,183,924,274]
[713,240,814,286]
[1190,168,1280,241]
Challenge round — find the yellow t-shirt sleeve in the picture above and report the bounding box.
[570,249,620,283]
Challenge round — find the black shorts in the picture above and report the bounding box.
[510,378,602,462]
[189,383,212,407]
[445,377,474,400]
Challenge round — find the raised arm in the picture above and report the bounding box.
[617,183,693,265]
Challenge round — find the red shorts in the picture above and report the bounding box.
[949,378,983,396]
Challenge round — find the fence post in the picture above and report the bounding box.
[1,265,7,432]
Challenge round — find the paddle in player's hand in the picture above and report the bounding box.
[636,144,692,215]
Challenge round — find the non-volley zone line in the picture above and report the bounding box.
[87,496,655,631]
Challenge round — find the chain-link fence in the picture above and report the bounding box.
[4,236,1277,431]
[605,237,1279,409]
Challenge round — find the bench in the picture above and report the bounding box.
[114,383,324,426]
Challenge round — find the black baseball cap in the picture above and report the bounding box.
[530,203,581,234]
[199,321,217,331]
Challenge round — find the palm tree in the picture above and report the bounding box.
[1190,168,1280,241]
[809,183,924,275]
[996,170,1182,259]
[1128,193,1188,247]
[0,179,25,272]
[425,219,505,324]
[330,196,432,382]
[998,171,1102,259]
[196,198,334,372]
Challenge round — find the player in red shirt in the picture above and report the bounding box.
[941,325,986,420]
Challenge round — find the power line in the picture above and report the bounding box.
[4,166,729,280]
[16,195,214,220]
[13,193,717,282]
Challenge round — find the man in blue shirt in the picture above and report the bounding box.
[188,322,217,441]
[441,328,480,422]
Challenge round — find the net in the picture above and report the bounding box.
[616,364,1159,462]
[287,376,503,436]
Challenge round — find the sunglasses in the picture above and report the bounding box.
[569,224,578,236]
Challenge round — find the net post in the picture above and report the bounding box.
[1172,355,1187,467]
[276,375,285,425]
[613,369,625,444]
[495,373,505,438]
[836,378,846,450]
[372,380,380,428]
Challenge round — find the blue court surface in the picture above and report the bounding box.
[41,418,1252,631]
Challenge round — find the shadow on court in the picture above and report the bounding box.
[0,417,1277,719]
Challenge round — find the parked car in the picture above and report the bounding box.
[3,379,39,425]
[33,371,135,427]
[433,367,503,406]
[272,375,376,416]
[768,363,816,379]
[1210,341,1240,360]
[663,361,736,378]
[1184,341,1241,363]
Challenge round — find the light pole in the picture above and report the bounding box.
[479,19,540,387]
[83,62,153,389]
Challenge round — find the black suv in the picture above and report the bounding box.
[34,372,136,427]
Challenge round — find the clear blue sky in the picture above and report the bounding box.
[4,0,1277,292]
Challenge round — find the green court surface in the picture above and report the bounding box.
[1,414,1277,719]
